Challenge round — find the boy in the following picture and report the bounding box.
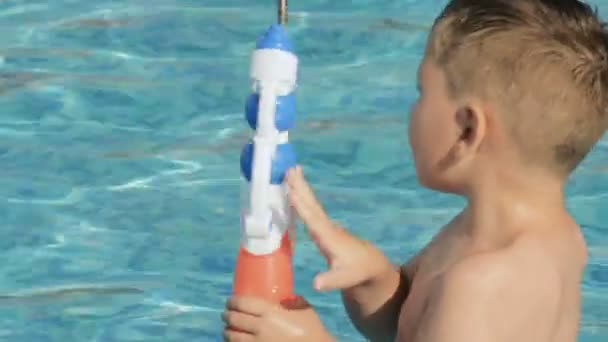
[222,0,608,341]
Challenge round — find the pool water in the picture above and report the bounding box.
[0,0,606,340]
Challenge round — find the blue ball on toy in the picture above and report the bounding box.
[240,141,296,184]
[245,93,296,132]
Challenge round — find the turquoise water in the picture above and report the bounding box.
[0,0,606,340]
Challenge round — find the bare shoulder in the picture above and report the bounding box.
[444,242,562,303]
[400,212,465,279]
[415,240,564,342]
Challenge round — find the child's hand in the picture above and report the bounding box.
[285,166,394,291]
[222,295,333,342]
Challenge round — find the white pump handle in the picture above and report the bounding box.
[244,84,279,239]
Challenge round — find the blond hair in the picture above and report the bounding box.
[428,0,608,175]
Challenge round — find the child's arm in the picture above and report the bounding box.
[341,255,420,342]
[285,166,427,341]
[342,216,457,341]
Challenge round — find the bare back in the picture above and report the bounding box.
[395,214,587,342]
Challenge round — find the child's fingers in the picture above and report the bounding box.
[226,296,275,316]
[286,166,342,253]
[287,166,315,200]
[222,310,260,334]
[287,184,313,219]
[293,166,328,217]
[223,328,254,342]
[286,169,318,222]
[286,167,329,224]
[288,191,332,238]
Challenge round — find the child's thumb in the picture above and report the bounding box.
[312,267,360,292]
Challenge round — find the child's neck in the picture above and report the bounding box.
[462,167,570,247]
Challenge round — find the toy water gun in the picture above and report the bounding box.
[233,0,298,304]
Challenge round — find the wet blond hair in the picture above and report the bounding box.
[428,0,608,175]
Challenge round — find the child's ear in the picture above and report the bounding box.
[436,102,487,173]
[455,102,486,156]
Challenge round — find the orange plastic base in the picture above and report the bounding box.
[232,233,295,304]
